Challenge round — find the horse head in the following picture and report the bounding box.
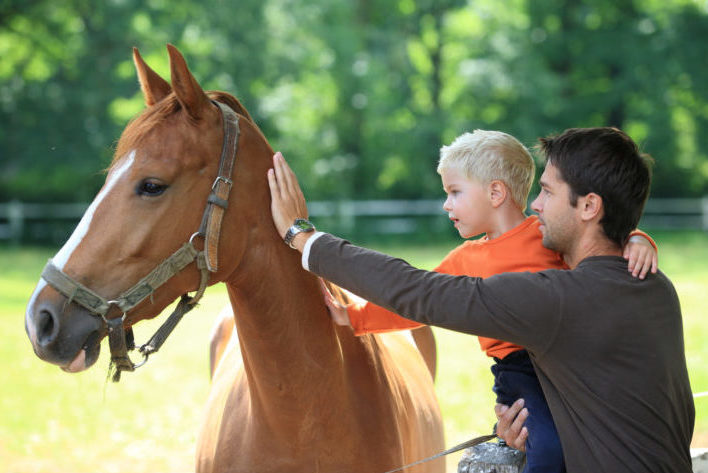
[25,45,276,376]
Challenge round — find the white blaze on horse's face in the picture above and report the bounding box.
[24,150,135,345]
[53,150,136,269]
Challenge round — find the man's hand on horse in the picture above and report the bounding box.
[267,151,312,252]
[494,399,529,451]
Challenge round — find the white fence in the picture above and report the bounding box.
[1,197,707,243]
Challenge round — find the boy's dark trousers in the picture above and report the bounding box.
[491,350,566,473]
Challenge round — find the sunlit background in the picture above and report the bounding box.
[1,1,707,471]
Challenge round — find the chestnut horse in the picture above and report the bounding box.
[24,45,444,472]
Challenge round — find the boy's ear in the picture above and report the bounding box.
[579,192,604,222]
[489,180,508,208]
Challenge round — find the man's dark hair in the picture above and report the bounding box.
[538,127,654,247]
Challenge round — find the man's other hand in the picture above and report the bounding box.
[494,399,529,452]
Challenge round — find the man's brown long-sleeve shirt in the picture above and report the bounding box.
[306,233,694,473]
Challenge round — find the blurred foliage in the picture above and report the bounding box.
[1,0,708,202]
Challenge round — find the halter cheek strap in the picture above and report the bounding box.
[40,101,240,382]
[200,101,241,272]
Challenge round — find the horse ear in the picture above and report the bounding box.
[167,44,210,120]
[133,47,171,106]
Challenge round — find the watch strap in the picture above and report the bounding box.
[283,219,315,248]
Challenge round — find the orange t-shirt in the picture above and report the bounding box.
[347,216,567,359]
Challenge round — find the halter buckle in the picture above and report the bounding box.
[212,176,233,191]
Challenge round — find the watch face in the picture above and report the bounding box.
[294,219,314,231]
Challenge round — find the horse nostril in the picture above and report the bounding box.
[37,308,58,346]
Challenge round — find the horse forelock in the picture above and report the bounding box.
[111,91,257,171]
[112,95,181,168]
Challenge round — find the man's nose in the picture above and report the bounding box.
[530,195,542,214]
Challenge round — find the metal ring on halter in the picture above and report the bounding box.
[189,232,203,245]
[103,301,127,329]
[132,350,150,369]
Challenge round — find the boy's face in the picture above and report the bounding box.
[440,167,491,239]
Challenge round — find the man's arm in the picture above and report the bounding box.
[267,152,563,351]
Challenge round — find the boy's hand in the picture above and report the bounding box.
[623,235,658,279]
[267,151,311,251]
[320,280,352,327]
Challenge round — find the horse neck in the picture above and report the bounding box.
[223,234,350,406]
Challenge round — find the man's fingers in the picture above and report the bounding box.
[511,407,528,432]
[275,151,297,196]
[267,168,280,206]
[275,151,297,201]
[494,399,528,451]
[516,427,529,450]
[507,408,528,450]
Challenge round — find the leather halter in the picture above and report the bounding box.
[40,101,240,381]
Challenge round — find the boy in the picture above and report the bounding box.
[323,130,657,473]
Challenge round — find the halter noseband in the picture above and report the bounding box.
[40,101,240,381]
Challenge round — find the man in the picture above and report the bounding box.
[267,127,695,472]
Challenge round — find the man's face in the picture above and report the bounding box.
[530,162,579,254]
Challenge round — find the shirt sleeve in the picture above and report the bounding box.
[348,301,424,336]
[307,233,563,354]
[347,243,461,336]
[628,229,658,252]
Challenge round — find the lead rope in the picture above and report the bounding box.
[108,294,200,382]
[382,432,498,473]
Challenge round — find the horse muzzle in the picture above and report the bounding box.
[25,283,104,372]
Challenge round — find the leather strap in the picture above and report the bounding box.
[41,241,202,318]
[42,263,111,315]
[200,101,240,272]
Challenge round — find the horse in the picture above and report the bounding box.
[24,44,445,473]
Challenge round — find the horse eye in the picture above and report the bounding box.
[136,179,168,197]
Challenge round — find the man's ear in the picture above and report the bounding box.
[489,180,508,208]
[579,192,603,222]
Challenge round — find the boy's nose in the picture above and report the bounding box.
[442,198,452,212]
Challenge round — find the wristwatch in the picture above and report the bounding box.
[283,218,316,248]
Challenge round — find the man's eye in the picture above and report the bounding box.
[136,179,168,196]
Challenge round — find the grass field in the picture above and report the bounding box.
[1,231,706,472]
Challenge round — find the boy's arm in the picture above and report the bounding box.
[309,233,561,353]
[322,288,423,333]
[347,302,424,336]
[624,230,658,279]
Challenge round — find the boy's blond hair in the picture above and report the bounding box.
[437,130,535,211]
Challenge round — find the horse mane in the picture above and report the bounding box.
[112,90,260,168]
